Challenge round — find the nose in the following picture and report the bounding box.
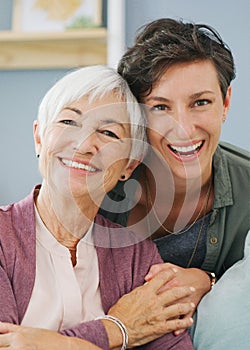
[75,129,100,155]
[172,107,195,140]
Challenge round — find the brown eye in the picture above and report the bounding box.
[194,99,210,107]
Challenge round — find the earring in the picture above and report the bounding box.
[120,174,126,180]
[36,154,40,158]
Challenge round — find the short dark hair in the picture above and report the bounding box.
[118,18,236,102]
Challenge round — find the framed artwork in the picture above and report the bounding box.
[12,0,103,32]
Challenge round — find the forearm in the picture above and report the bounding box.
[0,323,101,350]
[60,319,110,350]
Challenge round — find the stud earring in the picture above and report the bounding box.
[120,174,126,180]
[36,154,40,158]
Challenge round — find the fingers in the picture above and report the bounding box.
[145,262,175,281]
[163,314,194,333]
[162,300,195,320]
[173,311,194,335]
[145,268,178,293]
[147,302,194,336]
[0,322,17,334]
[159,285,196,305]
[0,333,11,347]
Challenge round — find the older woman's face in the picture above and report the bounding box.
[34,93,133,201]
[144,60,231,182]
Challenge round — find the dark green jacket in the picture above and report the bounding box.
[99,142,250,278]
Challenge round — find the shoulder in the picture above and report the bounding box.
[94,213,162,267]
[215,142,250,189]
[95,214,159,251]
[218,141,250,166]
[0,188,36,246]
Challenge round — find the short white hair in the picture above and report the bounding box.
[37,65,147,162]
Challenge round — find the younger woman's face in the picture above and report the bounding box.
[144,60,231,182]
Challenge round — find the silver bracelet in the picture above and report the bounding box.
[96,315,129,350]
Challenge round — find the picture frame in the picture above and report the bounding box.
[12,0,103,32]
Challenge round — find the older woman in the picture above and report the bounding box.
[0,66,194,349]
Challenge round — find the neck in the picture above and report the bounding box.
[35,183,99,250]
[145,149,212,199]
[143,153,214,235]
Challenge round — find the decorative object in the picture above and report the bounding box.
[12,0,102,32]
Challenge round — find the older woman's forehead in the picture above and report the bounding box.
[63,95,130,120]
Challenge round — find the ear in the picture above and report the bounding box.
[222,86,232,122]
[33,120,42,156]
[119,159,141,181]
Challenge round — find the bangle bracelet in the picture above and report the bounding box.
[204,271,216,289]
[96,315,128,350]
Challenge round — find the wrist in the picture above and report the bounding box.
[203,270,216,290]
[96,315,128,350]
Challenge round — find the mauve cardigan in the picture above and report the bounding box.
[0,187,193,350]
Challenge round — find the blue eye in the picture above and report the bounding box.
[60,119,77,126]
[101,130,119,139]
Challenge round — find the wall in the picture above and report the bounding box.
[0,0,106,205]
[0,0,249,205]
[0,1,71,204]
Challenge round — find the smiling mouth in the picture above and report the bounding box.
[60,158,99,172]
[168,141,204,157]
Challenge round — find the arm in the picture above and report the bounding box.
[0,322,101,350]
[62,268,195,349]
[0,269,194,350]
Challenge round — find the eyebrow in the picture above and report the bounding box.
[63,107,82,115]
[145,90,214,103]
[189,90,214,99]
[62,109,127,131]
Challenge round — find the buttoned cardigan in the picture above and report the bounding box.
[0,188,193,350]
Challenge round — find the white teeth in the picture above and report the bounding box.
[61,159,97,172]
[170,141,202,153]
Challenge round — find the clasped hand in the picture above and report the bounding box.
[107,266,197,347]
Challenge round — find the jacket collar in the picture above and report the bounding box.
[212,144,233,209]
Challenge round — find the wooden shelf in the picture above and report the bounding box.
[0,28,107,70]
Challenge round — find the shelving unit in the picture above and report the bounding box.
[0,28,107,70]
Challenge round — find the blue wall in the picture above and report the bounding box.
[0,0,249,205]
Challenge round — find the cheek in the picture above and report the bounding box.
[103,159,128,189]
[38,146,55,181]
[207,110,223,134]
[101,140,131,164]
[147,128,163,147]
